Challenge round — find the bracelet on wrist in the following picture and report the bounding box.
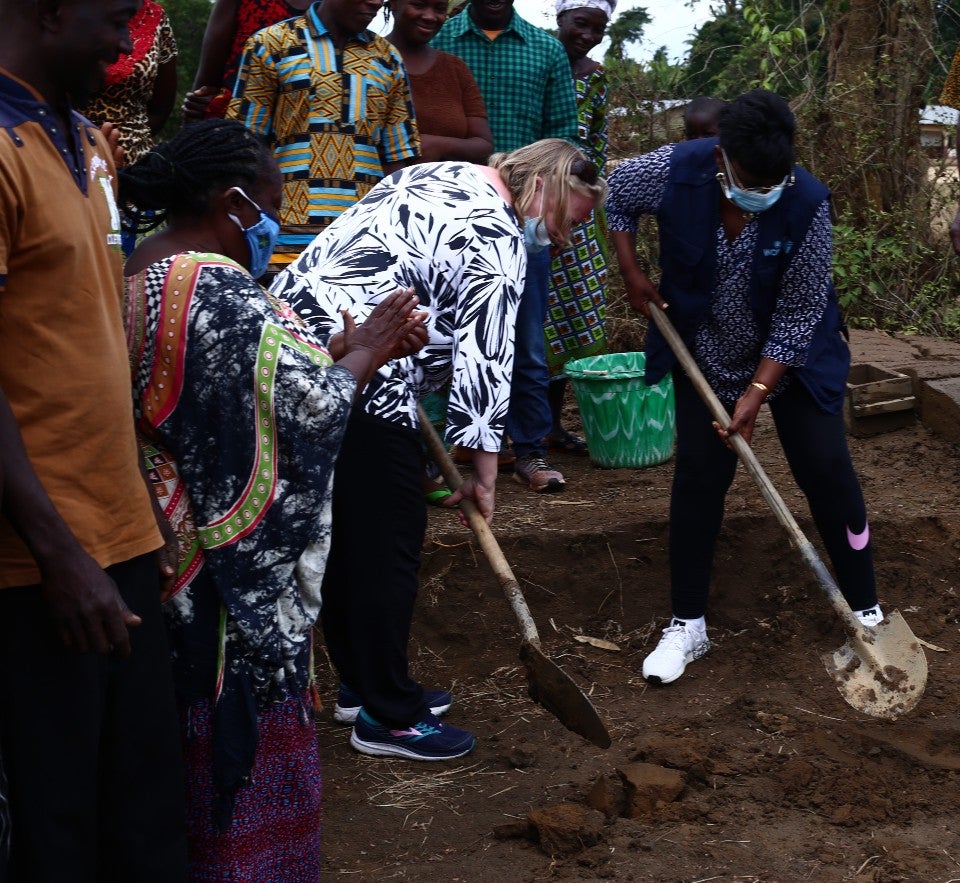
[749,381,769,397]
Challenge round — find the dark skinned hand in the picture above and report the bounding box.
[40,551,141,657]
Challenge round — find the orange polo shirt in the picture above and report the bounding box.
[0,68,160,588]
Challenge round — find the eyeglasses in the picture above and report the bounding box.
[720,148,793,194]
[570,157,599,186]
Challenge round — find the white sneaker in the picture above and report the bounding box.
[642,618,710,684]
[854,605,884,627]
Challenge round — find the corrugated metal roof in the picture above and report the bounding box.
[920,105,960,126]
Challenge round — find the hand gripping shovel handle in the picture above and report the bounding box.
[647,304,859,630]
[416,407,542,644]
[417,405,612,748]
[648,303,927,719]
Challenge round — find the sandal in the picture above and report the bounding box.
[544,429,589,456]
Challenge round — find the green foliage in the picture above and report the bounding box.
[605,6,652,62]
[679,0,826,100]
[159,0,212,137]
[832,207,960,337]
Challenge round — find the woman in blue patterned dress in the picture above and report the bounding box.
[119,119,425,881]
[542,0,614,453]
[607,90,883,686]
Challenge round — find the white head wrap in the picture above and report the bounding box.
[555,0,616,18]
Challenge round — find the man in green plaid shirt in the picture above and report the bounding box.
[434,0,581,493]
[434,0,578,153]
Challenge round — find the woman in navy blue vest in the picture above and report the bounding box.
[606,90,883,685]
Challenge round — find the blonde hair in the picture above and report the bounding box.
[488,139,607,236]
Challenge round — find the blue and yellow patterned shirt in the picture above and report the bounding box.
[432,6,578,154]
[228,3,420,259]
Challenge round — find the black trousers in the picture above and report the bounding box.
[0,553,187,883]
[669,370,878,619]
[321,409,429,729]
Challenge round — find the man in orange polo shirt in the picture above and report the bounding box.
[0,1,187,879]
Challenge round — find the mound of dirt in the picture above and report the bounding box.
[314,330,960,882]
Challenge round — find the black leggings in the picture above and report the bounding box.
[321,409,429,728]
[668,370,877,619]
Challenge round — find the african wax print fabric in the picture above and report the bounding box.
[79,1,178,165]
[182,693,321,881]
[941,45,960,110]
[545,67,609,376]
[228,5,419,262]
[125,252,355,825]
[270,161,525,454]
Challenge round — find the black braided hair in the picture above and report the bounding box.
[118,119,273,235]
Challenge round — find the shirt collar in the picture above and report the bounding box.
[0,68,93,193]
[458,4,526,41]
[306,1,374,44]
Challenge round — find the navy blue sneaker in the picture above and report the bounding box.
[333,683,453,724]
[350,709,476,761]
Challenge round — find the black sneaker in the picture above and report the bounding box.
[333,683,453,724]
[350,709,476,761]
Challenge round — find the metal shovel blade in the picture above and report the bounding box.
[646,304,928,719]
[417,405,611,749]
[519,639,612,749]
[821,609,928,720]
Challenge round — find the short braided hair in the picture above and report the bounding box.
[118,119,273,234]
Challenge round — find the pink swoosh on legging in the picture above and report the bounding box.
[847,523,870,551]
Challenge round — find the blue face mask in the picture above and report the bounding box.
[523,217,552,253]
[718,149,791,214]
[522,188,553,253]
[228,187,280,279]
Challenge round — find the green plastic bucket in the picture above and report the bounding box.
[566,352,675,468]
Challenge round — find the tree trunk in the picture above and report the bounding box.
[817,0,934,219]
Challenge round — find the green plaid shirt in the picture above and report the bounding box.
[433,6,578,153]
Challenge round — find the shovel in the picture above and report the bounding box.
[417,405,611,749]
[647,303,927,720]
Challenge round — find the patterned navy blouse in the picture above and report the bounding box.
[606,144,833,403]
[271,162,526,452]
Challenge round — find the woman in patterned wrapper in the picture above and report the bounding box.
[78,0,178,165]
[542,0,614,454]
[118,119,426,880]
[606,89,883,687]
[77,0,178,256]
[270,138,607,762]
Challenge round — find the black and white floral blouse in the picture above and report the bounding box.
[270,162,526,452]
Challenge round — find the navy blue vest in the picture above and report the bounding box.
[647,137,849,414]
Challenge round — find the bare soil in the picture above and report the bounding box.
[314,331,960,883]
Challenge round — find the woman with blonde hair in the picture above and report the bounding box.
[271,138,605,761]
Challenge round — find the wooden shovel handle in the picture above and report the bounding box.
[648,303,861,632]
[417,406,542,645]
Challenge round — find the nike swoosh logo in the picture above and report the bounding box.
[847,523,870,551]
[389,728,421,738]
